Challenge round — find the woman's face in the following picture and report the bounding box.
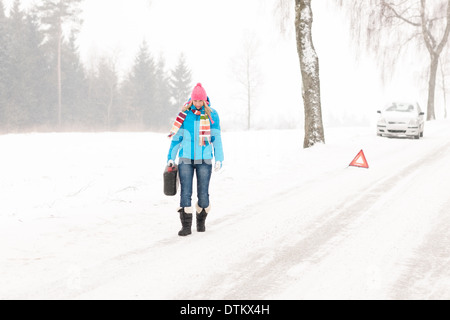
[193,100,203,109]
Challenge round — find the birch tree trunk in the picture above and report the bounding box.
[231,32,261,131]
[295,0,325,148]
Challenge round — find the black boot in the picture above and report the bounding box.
[196,209,208,232]
[178,208,192,237]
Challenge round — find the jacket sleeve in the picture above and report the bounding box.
[167,127,184,161]
[210,110,224,162]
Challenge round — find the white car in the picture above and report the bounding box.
[377,102,425,139]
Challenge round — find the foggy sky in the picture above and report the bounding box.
[3,0,435,130]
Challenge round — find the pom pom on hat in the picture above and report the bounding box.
[191,83,208,101]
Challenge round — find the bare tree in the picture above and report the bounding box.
[336,0,450,121]
[415,0,449,120]
[231,31,262,130]
[99,57,118,130]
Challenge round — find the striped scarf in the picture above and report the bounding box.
[168,103,212,146]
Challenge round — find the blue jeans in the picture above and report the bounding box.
[178,159,212,209]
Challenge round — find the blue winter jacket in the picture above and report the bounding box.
[167,106,224,162]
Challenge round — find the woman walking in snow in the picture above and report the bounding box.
[167,83,224,236]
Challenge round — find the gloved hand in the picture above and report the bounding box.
[167,160,175,167]
[214,161,222,172]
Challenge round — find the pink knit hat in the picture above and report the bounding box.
[191,83,208,101]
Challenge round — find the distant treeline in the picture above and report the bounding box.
[0,0,192,134]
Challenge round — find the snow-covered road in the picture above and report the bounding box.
[1,121,450,300]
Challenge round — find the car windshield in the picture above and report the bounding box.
[386,103,416,112]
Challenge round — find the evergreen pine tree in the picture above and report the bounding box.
[170,53,192,109]
[1,0,51,132]
[22,12,53,129]
[0,0,7,130]
[154,55,173,131]
[127,41,156,130]
[5,0,30,130]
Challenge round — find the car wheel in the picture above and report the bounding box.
[420,131,423,138]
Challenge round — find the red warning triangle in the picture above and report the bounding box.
[349,150,369,169]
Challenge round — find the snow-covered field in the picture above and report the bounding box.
[1,121,450,300]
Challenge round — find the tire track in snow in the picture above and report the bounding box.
[392,195,450,300]
[194,140,450,299]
